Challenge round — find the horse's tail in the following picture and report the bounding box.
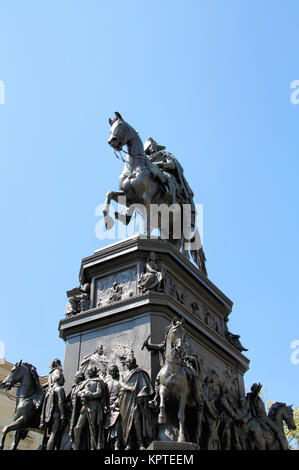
[187,229,207,276]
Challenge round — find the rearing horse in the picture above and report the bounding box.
[158,320,203,445]
[103,112,207,275]
[0,360,44,450]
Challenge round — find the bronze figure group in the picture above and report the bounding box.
[0,320,295,450]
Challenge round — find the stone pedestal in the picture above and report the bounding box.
[147,440,199,451]
[58,235,249,398]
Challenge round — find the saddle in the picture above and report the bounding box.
[147,160,167,184]
[260,424,273,440]
[250,418,273,440]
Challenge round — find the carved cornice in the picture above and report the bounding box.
[58,291,249,372]
[79,236,233,313]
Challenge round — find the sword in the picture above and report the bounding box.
[141,335,151,350]
[83,396,97,450]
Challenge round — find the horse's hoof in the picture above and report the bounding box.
[158,414,166,424]
[104,215,114,230]
[115,212,130,225]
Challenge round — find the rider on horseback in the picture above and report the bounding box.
[42,358,64,390]
[247,383,288,450]
[143,318,202,410]
[40,359,66,450]
[144,137,195,218]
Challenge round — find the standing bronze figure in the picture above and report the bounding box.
[68,371,85,446]
[118,355,155,450]
[72,365,104,450]
[104,364,124,450]
[202,376,220,450]
[218,385,244,450]
[79,344,109,379]
[40,367,66,450]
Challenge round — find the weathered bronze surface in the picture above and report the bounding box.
[0,114,294,450]
[104,112,207,275]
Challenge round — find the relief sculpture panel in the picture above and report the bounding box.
[96,267,137,307]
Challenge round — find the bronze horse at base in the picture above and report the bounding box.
[104,112,207,275]
[157,321,203,445]
[249,402,296,450]
[0,360,44,450]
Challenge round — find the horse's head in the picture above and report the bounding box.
[0,360,24,390]
[281,404,297,432]
[268,402,297,432]
[167,319,186,353]
[108,111,131,151]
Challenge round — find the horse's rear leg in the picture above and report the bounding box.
[0,417,25,450]
[10,430,24,451]
[158,384,167,424]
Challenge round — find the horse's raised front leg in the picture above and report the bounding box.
[103,190,125,229]
[158,384,167,424]
[0,417,25,450]
[178,391,187,442]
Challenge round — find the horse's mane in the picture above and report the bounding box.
[165,322,173,338]
[268,402,286,419]
[22,362,41,390]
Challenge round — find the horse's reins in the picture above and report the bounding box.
[114,149,126,163]
[164,345,185,364]
[114,148,150,166]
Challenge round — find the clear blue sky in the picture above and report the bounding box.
[0,0,298,406]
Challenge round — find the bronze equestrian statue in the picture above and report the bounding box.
[144,319,203,445]
[0,360,44,450]
[103,112,207,275]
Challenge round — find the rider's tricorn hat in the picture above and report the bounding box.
[144,137,166,155]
